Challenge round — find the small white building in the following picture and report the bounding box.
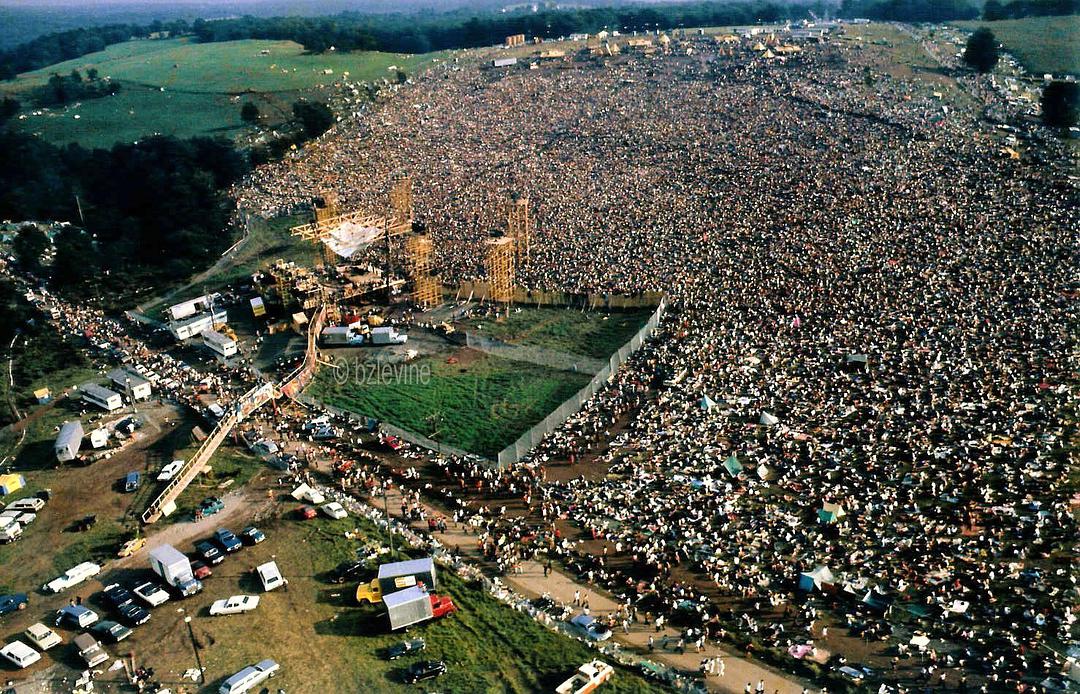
[79,383,123,412]
[491,57,518,68]
[169,308,228,340]
[203,329,238,359]
[107,368,152,401]
[166,294,215,322]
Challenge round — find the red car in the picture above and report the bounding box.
[296,506,317,520]
[190,560,212,580]
[430,594,457,619]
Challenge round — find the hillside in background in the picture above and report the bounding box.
[0,38,439,148]
[954,15,1080,75]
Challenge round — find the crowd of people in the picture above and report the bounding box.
[233,26,1078,690]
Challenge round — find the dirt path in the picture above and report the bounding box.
[371,481,816,694]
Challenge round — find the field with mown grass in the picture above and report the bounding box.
[953,16,1080,76]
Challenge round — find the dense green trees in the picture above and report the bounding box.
[983,0,1078,19]
[241,101,261,123]
[1042,81,1079,126]
[0,132,250,309]
[964,28,1000,72]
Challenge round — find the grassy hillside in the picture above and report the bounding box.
[954,16,1080,75]
[1,38,441,148]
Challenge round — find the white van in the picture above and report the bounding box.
[256,561,285,592]
[219,658,280,694]
[1,641,41,668]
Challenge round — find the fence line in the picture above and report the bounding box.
[495,296,666,468]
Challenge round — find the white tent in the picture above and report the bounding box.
[700,394,717,411]
[759,411,779,426]
[322,220,383,258]
[756,464,770,480]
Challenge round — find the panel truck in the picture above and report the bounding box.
[556,660,614,694]
[148,545,202,597]
[384,586,434,631]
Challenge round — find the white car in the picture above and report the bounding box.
[0,640,41,669]
[133,581,170,607]
[24,623,62,651]
[209,595,260,616]
[321,502,347,520]
[157,460,185,482]
[44,561,102,593]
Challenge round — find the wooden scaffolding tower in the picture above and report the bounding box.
[389,171,413,232]
[507,194,531,264]
[405,234,441,308]
[484,235,516,304]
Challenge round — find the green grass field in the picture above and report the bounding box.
[461,307,655,360]
[308,351,592,458]
[954,16,1080,75]
[1,37,441,148]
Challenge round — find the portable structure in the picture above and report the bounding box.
[377,557,437,595]
[79,383,123,412]
[54,420,84,462]
[169,308,228,340]
[203,329,238,359]
[148,544,201,595]
[506,194,531,264]
[384,585,434,630]
[0,474,26,496]
[107,368,152,401]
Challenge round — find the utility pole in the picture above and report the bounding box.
[183,615,204,683]
[383,482,394,554]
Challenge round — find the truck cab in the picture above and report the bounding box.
[355,578,382,605]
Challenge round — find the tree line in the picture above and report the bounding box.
[982,0,1079,20]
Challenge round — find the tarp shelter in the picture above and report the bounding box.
[909,634,930,650]
[699,394,717,411]
[0,474,26,496]
[759,411,779,426]
[756,464,769,480]
[818,501,846,524]
[798,565,836,592]
[722,454,743,477]
[322,220,383,258]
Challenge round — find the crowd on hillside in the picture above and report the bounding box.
[233,30,1079,690]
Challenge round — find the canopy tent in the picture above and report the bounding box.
[759,411,779,426]
[722,454,743,478]
[699,394,718,411]
[322,220,384,258]
[798,565,836,592]
[818,501,846,524]
[0,474,26,496]
[756,464,770,480]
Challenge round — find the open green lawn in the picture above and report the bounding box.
[954,16,1080,75]
[308,350,592,458]
[461,306,655,360]
[1,37,442,148]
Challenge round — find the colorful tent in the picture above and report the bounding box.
[723,454,743,477]
[0,474,26,496]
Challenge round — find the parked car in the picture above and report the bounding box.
[328,560,366,585]
[55,605,99,629]
[23,623,61,651]
[199,497,224,516]
[195,540,224,565]
[101,584,135,610]
[219,658,279,694]
[122,472,140,493]
[133,581,170,607]
[209,595,260,616]
[117,537,146,558]
[0,640,40,669]
[157,459,185,482]
[569,614,612,642]
[191,560,213,580]
[116,601,151,626]
[90,620,132,643]
[321,502,348,520]
[386,637,426,660]
[73,633,108,668]
[213,528,242,553]
[0,592,28,615]
[256,562,285,592]
[404,660,446,684]
[239,526,265,545]
[44,561,101,593]
[295,506,317,520]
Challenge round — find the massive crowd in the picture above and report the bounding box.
[234,27,1078,690]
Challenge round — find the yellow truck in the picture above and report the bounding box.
[355,579,382,605]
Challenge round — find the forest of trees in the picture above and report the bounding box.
[0,132,249,309]
[983,0,1079,19]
